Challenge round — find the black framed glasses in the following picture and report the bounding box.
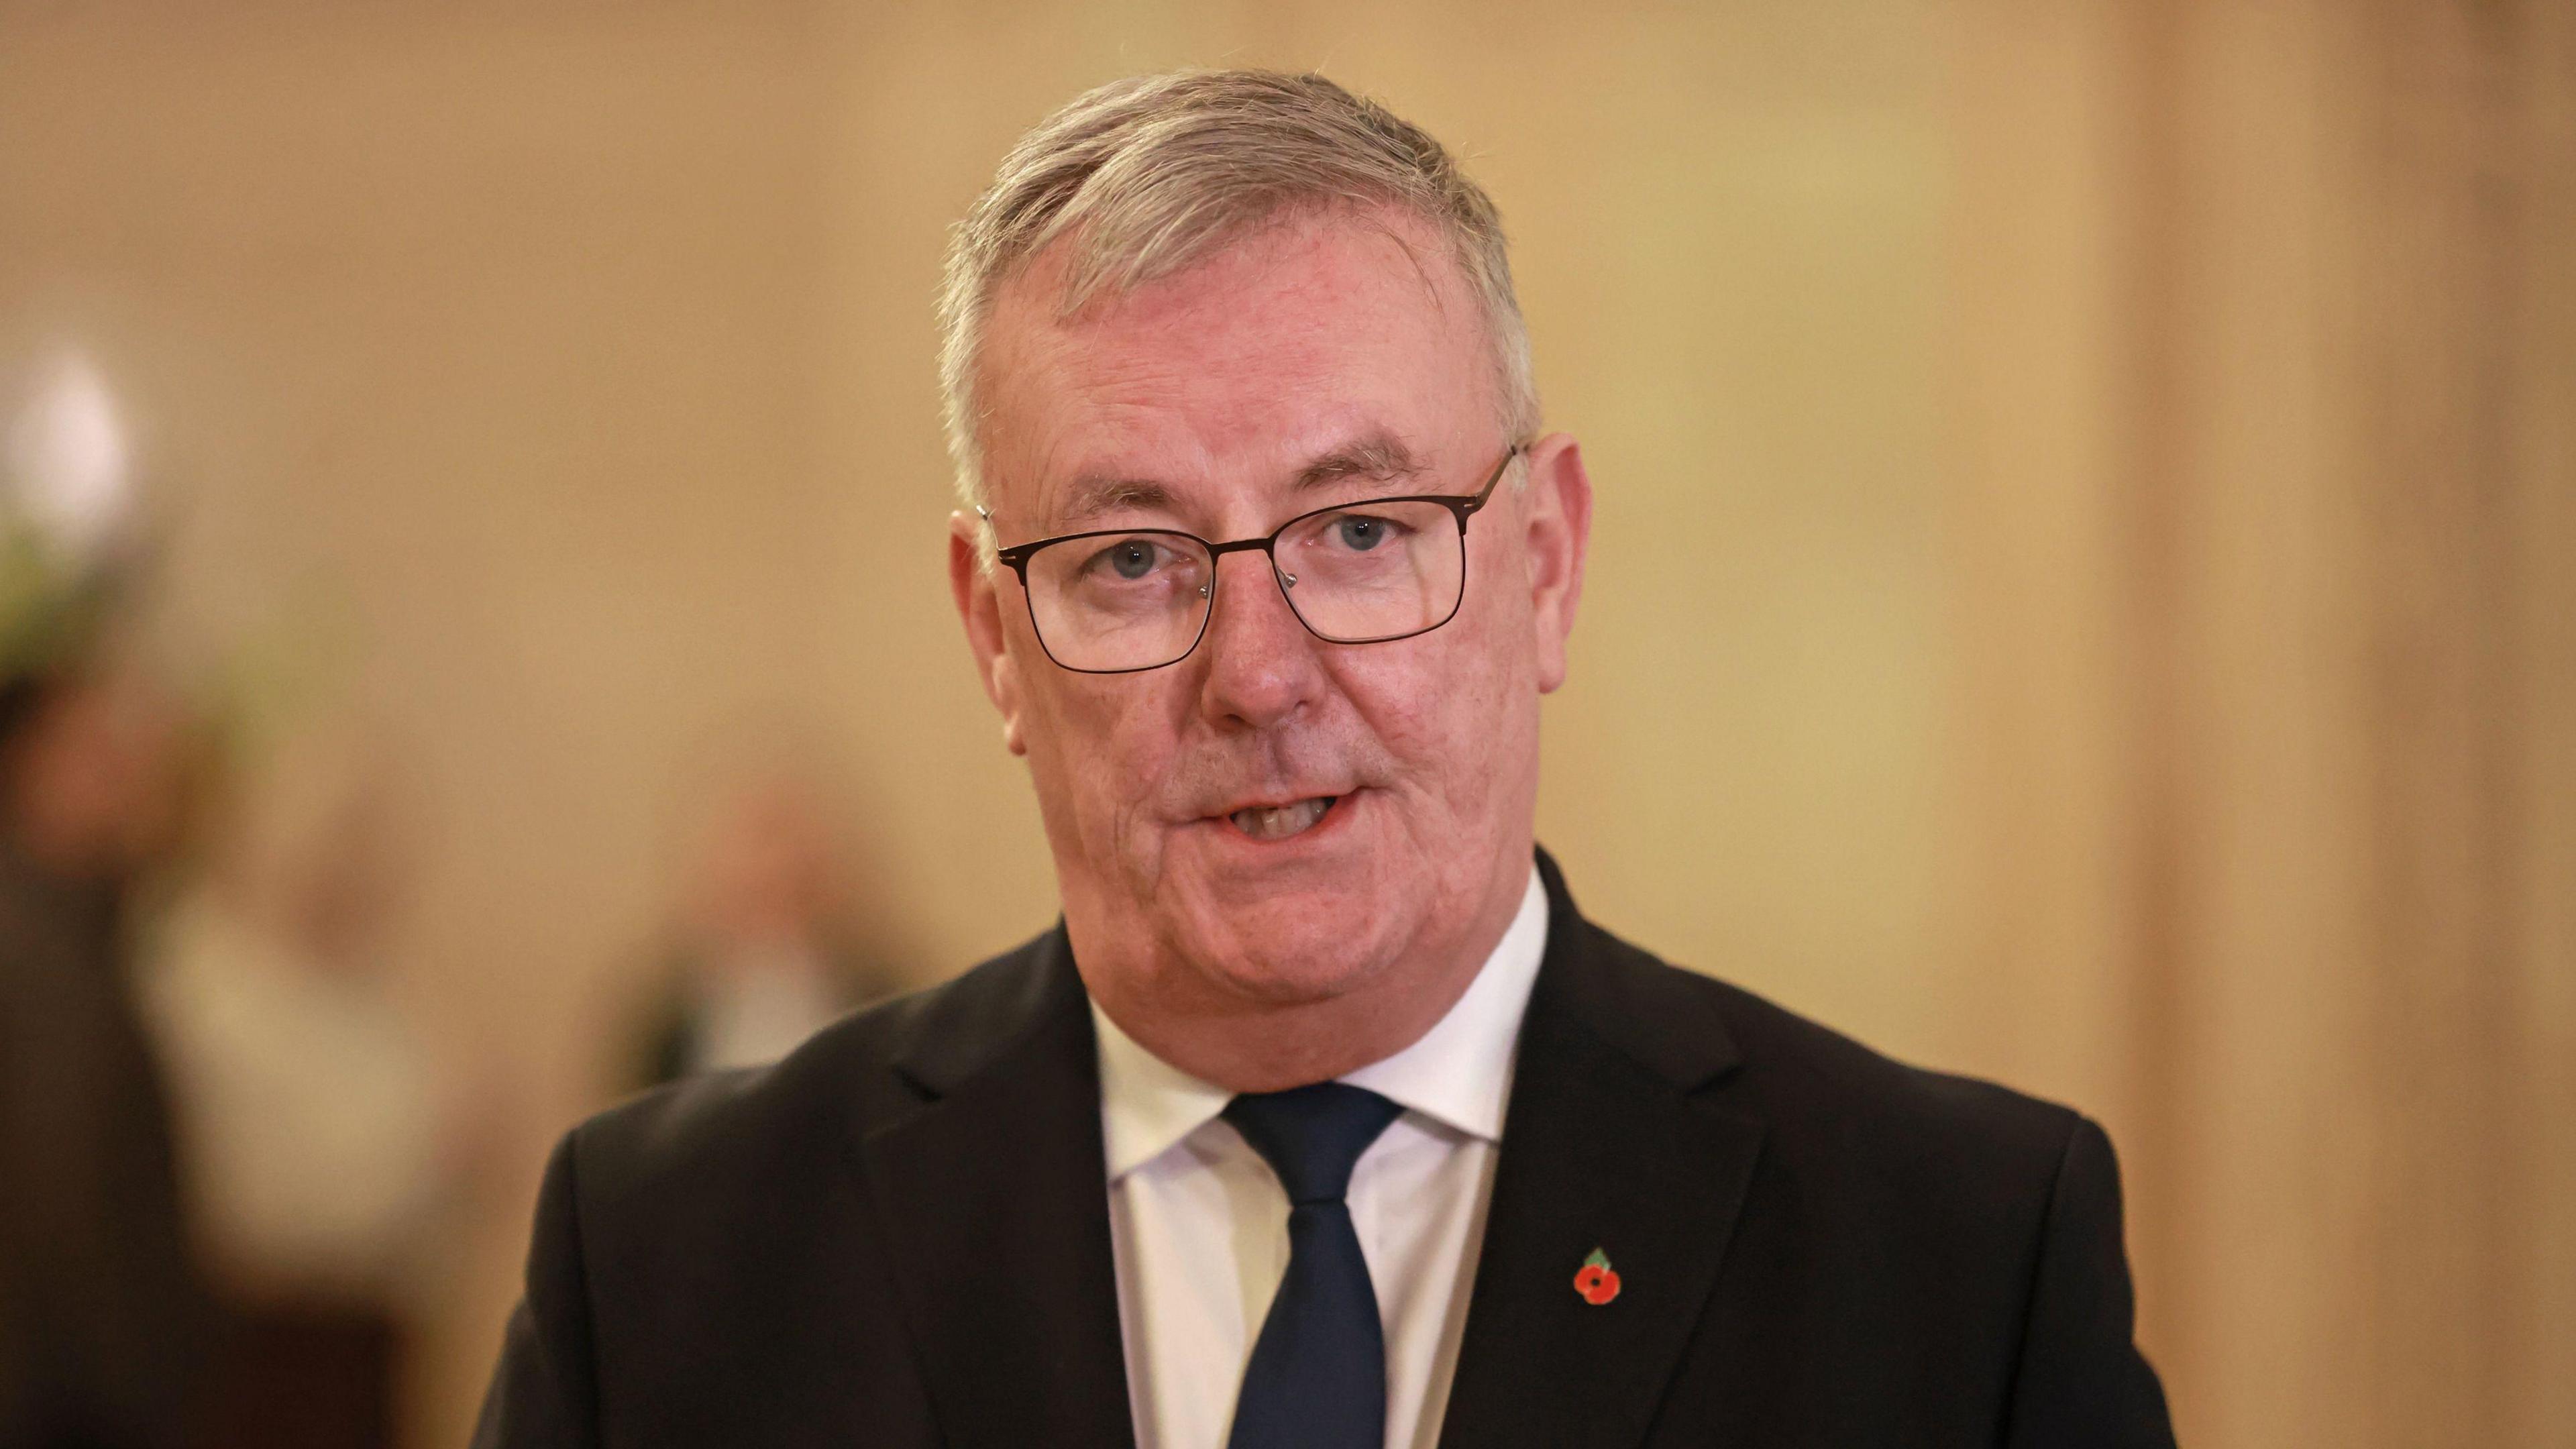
[983,443,1523,674]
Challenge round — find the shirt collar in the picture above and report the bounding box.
[1092,863,1550,1180]
[1093,998,1234,1181]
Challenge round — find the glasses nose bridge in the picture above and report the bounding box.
[1195,531,1311,645]
[1203,533,1279,564]
[1202,532,1288,590]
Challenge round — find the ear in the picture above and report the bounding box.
[1518,433,1593,694]
[949,511,1029,756]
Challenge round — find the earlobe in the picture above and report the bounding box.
[949,514,1030,755]
[1521,434,1594,695]
[995,662,1027,756]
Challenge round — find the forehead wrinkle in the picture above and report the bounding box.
[988,221,1485,533]
[1041,428,1430,534]
[1008,345,1203,529]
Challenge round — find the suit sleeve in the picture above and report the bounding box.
[474,1130,604,1449]
[2002,1115,2179,1449]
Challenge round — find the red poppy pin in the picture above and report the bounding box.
[1573,1247,1621,1305]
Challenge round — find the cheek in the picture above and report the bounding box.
[1022,669,1187,850]
[1338,621,1529,807]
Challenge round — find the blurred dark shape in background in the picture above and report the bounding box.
[138,716,496,1449]
[0,544,207,1449]
[0,343,205,1449]
[623,773,905,1089]
[0,348,489,1449]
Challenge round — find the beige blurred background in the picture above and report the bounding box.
[2,1,2569,1446]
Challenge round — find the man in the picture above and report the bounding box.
[475,70,2176,1448]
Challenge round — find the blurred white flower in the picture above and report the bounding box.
[5,352,133,571]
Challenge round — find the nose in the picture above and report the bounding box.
[1194,547,1328,731]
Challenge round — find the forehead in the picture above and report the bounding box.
[976,210,1493,521]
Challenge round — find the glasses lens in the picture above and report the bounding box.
[1271,500,1466,642]
[1023,531,1216,672]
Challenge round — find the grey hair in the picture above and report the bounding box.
[936,68,1542,515]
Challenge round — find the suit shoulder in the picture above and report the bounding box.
[559,928,1063,1211]
[1583,918,2086,1179]
[1734,974,2073,1144]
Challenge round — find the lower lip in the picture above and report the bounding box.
[1204,789,1363,851]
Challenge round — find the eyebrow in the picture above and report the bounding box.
[1289,433,1428,494]
[1058,478,1179,524]
[1052,433,1430,527]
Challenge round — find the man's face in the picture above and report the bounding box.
[951,210,1590,1041]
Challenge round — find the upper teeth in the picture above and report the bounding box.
[1230,797,1334,840]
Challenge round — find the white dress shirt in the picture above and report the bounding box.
[1092,866,1550,1449]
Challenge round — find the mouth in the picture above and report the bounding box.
[1225,794,1341,841]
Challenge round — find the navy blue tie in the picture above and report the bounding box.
[1223,1083,1405,1449]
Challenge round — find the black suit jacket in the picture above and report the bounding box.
[475,851,2175,1447]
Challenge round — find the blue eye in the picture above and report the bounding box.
[1082,539,1175,580]
[1333,517,1387,551]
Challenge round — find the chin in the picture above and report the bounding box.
[1163,884,1409,1008]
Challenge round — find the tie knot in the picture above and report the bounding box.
[1222,1083,1403,1206]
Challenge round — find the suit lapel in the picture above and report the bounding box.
[1437,853,1766,1449]
[854,929,1136,1449]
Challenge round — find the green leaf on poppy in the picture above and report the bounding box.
[1583,1248,1611,1269]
